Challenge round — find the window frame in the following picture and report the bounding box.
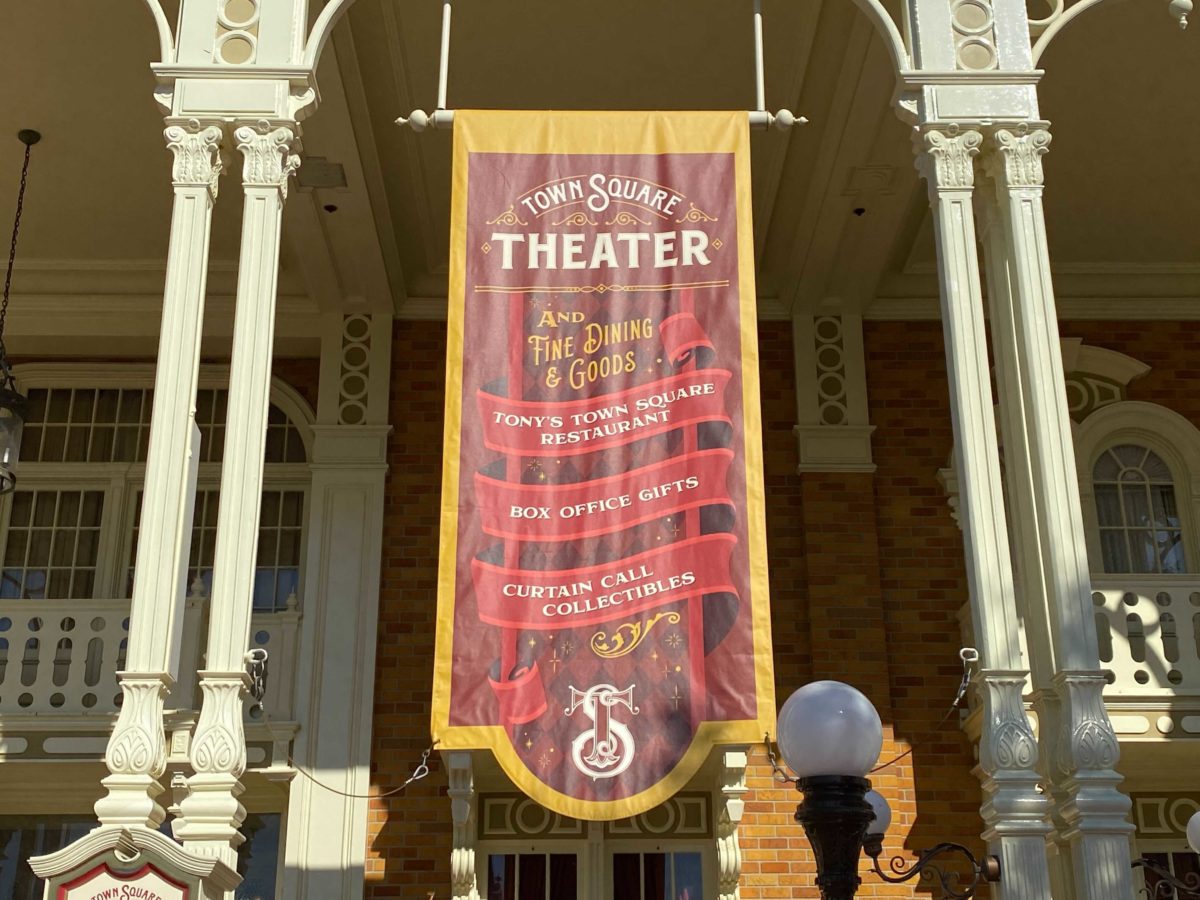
[1074,401,1200,578]
[3,363,315,608]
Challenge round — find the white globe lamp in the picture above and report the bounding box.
[777,680,884,777]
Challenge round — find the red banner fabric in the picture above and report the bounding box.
[476,370,733,456]
[472,533,738,629]
[474,448,734,541]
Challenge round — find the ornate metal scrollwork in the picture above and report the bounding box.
[1132,857,1200,898]
[862,836,1001,900]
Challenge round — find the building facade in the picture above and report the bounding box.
[0,0,1197,897]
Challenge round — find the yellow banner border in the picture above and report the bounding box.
[432,110,775,821]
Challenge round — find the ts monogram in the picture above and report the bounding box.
[565,684,639,780]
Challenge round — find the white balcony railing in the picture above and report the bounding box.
[1092,578,1200,697]
[0,595,300,719]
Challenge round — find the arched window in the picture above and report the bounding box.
[1093,444,1186,574]
[0,366,314,610]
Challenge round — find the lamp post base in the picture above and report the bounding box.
[795,775,873,900]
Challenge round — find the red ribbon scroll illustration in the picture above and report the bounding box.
[433,111,775,820]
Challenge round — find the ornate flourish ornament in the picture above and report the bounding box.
[590,611,681,658]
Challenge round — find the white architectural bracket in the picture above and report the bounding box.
[792,313,876,473]
[716,750,749,900]
[447,752,481,900]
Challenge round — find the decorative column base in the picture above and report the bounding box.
[95,672,173,830]
[974,670,1053,900]
[1052,672,1134,900]
[175,671,251,871]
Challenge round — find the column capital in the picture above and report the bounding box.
[913,125,983,192]
[164,119,224,196]
[234,121,301,195]
[987,126,1053,188]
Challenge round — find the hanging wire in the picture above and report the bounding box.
[246,649,436,800]
[868,647,977,774]
[2,133,38,345]
[765,649,979,780]
[764,733,797,784]
[2,130,39,388]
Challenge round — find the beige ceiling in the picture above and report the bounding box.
[0,0,1196,354]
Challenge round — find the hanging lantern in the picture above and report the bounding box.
[0,129,40,494]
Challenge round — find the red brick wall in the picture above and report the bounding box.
[1064,321,1200,420]
[365,319,988,897]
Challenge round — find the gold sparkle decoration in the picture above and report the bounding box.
[591,612,681,659]
[711,237,724,250]
[664,631,683,650]
[481,242,492,254]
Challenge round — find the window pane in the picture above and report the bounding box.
[613,854,642,898]
[1122,484,1151,528]
[517,853,546,900]
[1112,444,1147,469]
[1152,485,1180,526]
[1142,450,1173,482]
[0,817,94,900]
[2,491,105,599]
[549,854,577,900]
[672,853,703,900]
[1094,485,1122,527]
[235,812,281,900]
[488,854,516,900]
[126,489,303,611]
[1129,530,1158,574]
[1100,530,1130,575]
[643,853,668,900]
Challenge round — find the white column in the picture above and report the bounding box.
[981,125,1134,900]
[175,122,299,874]
[95,120,223,831]
[282,312,392,900]
[913,124,1053,900]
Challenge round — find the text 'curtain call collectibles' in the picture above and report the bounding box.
[433,110,775,820]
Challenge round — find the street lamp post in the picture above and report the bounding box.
[776,680,1200,900]
[776,681,1001,900]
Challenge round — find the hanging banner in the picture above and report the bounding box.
[433,110,774,820]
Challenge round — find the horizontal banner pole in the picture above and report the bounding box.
[396,108,807,132]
